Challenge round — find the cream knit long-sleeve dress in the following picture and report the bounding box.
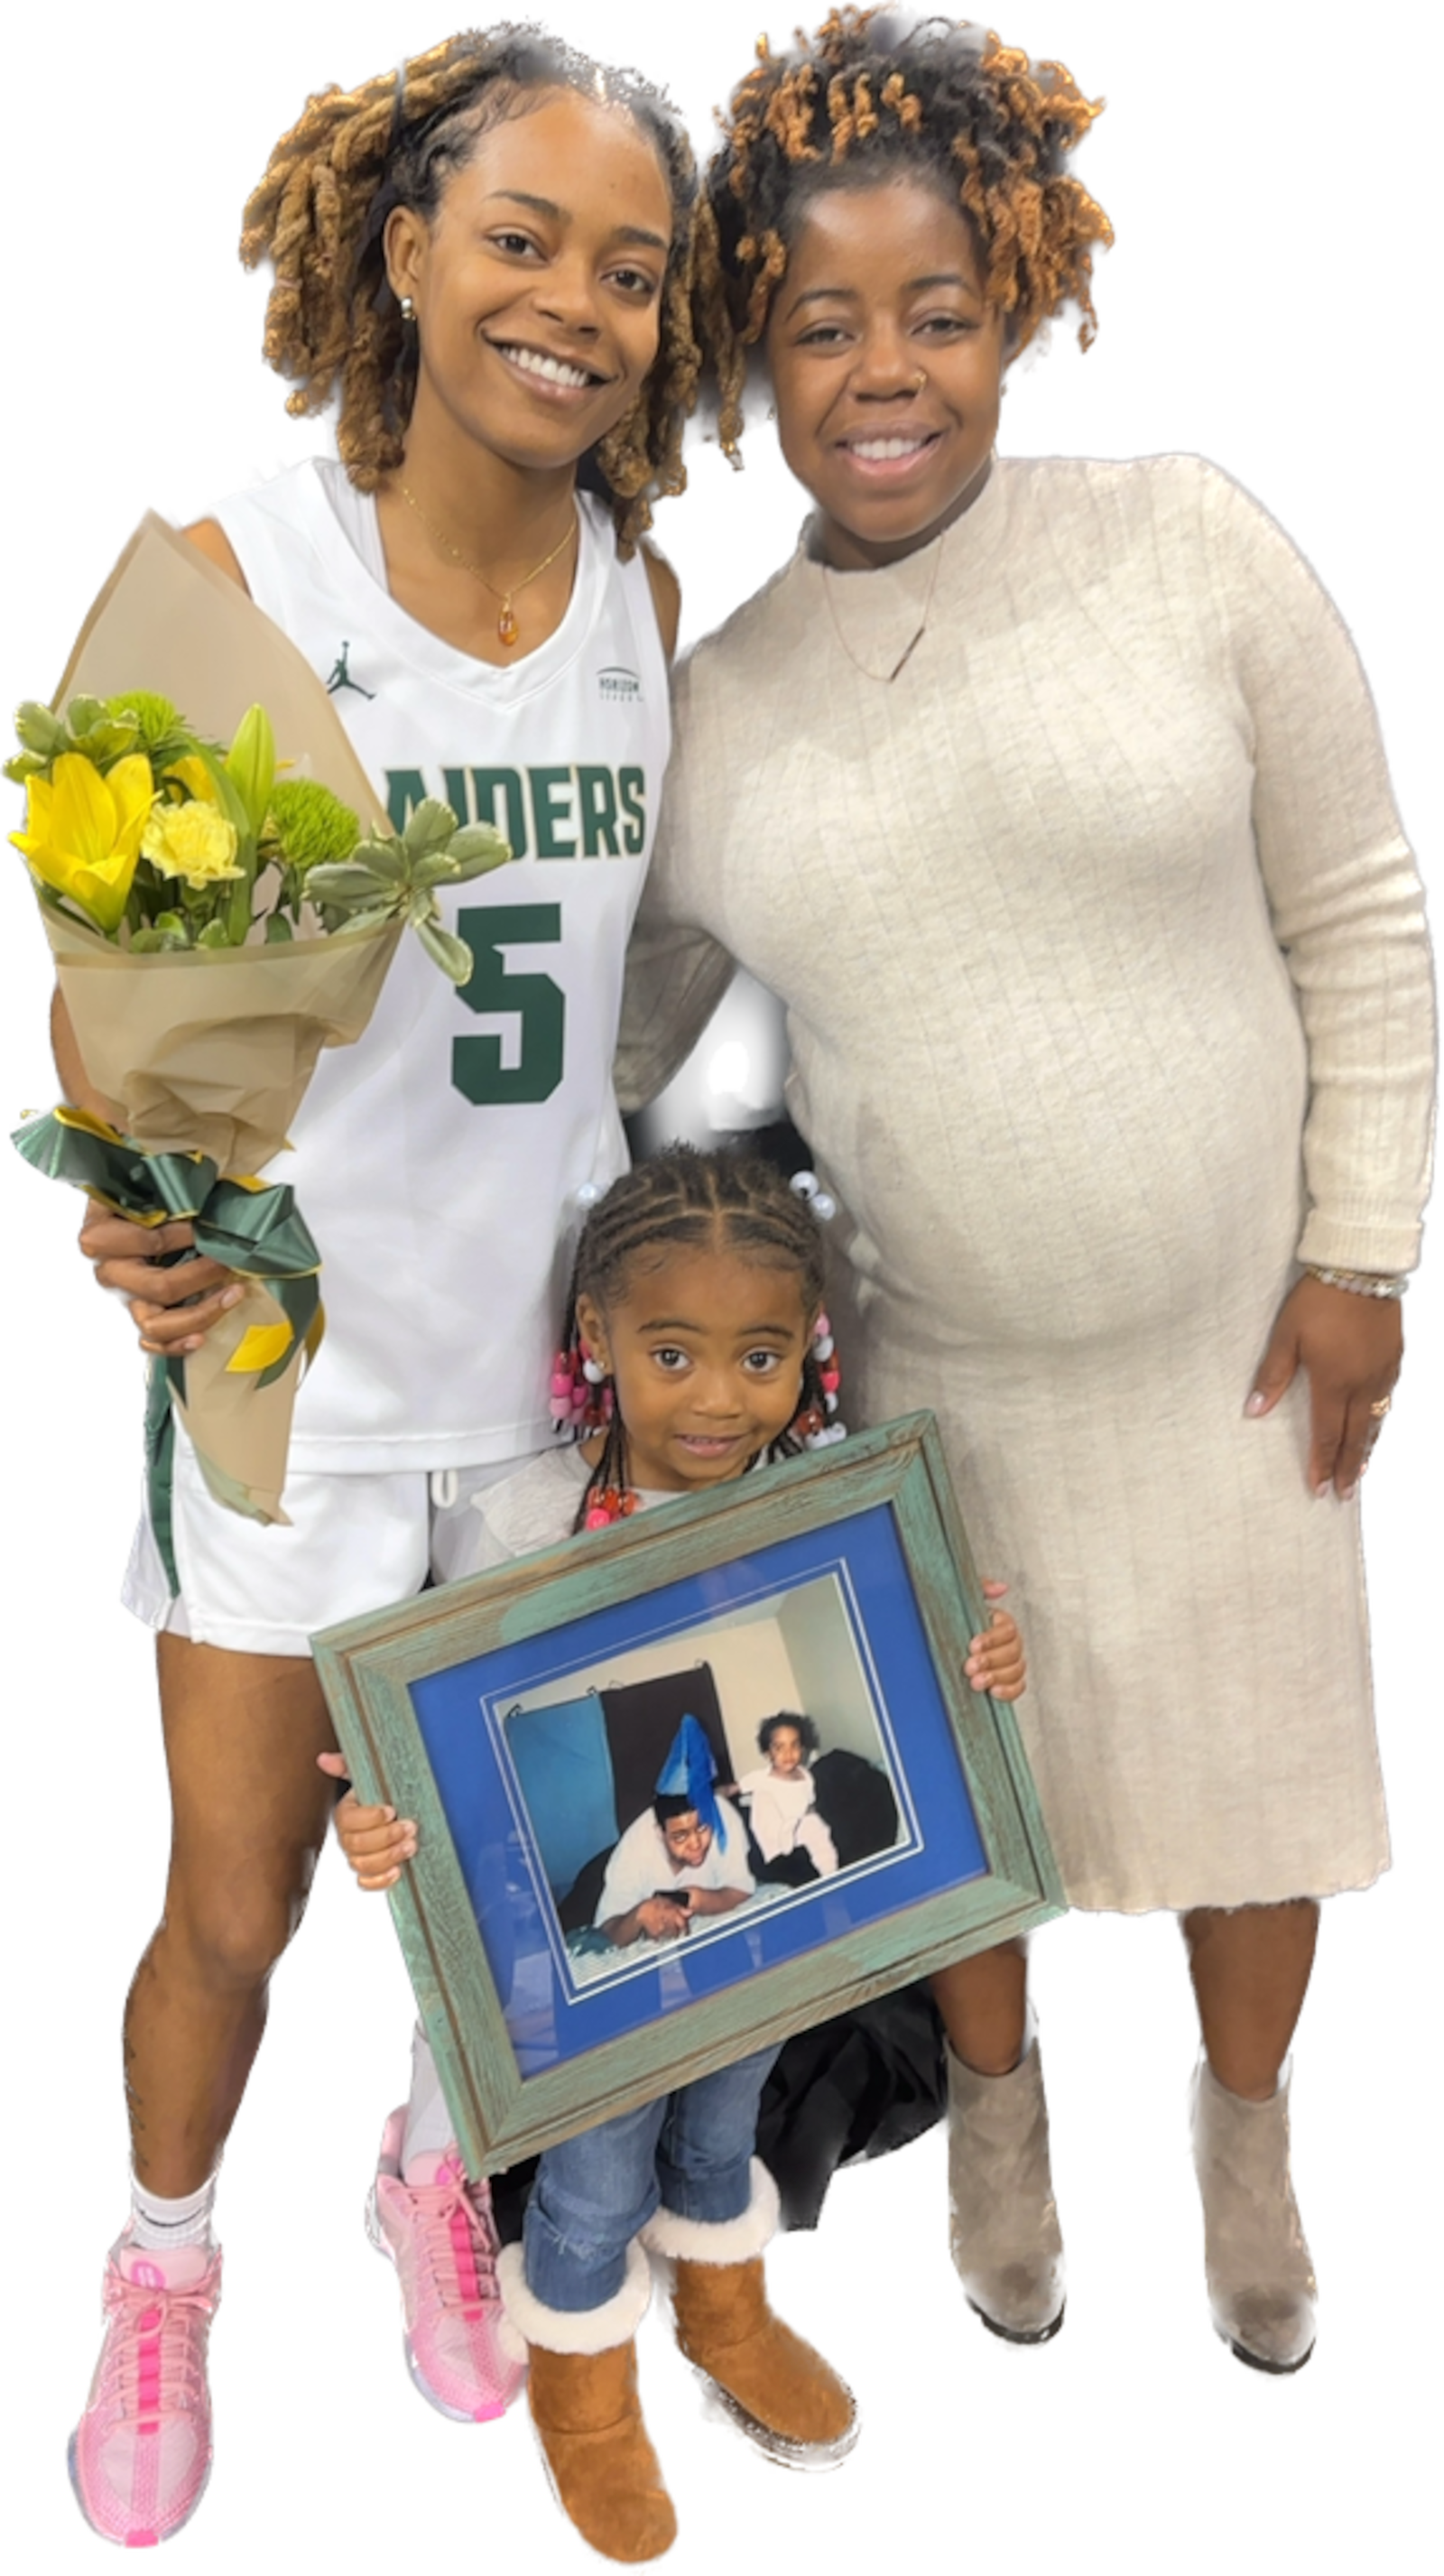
[618,454,1436,1913]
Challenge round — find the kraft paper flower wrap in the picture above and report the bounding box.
[11,515,510,1552]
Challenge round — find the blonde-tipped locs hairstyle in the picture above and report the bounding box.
[240,25,703,552]
[699,7,1113,456]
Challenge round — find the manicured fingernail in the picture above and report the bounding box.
[220,1286,245,1308]
[1315,1480,1332,1499]
[1244,1391,1268,1417]
[1340,1482,1357,1501]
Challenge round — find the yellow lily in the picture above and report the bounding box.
[164,753,223,807]
[11,751,154,933]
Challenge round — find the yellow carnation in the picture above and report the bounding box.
[143,799,242,889]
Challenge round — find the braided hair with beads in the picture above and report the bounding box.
[553,1145,842,1531]
[239,26,704,552]
[695,6,1113,458]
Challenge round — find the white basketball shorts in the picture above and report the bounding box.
[123,1418,541,1658]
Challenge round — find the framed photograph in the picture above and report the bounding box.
[312,1411,1062,2172]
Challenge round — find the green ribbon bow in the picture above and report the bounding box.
[13,1107,322,1587]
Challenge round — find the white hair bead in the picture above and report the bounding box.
[790,1169,836,1221]
[804,1418,847,1450]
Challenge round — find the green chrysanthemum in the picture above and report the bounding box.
[103,690,187,750]
[267,779,359,872]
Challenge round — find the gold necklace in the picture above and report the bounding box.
[398,483,579,647]
[822,531,947,684]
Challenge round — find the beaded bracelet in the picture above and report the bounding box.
[1304,1265,1408,1301]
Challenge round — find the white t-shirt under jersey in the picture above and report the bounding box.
[212,461,671,1472]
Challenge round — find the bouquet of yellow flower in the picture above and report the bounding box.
[9,687,499,978]
[10,515,511,1541]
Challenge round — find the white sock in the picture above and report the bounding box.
[400,2025,458,2174]
[130,2172,217,2254]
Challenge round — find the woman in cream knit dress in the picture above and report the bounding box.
[631,445,1425,1906]
[618,14,1434,2372]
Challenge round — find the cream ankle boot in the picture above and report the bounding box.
[946,2039,1065,2341]
[1191,2057,1316,2372]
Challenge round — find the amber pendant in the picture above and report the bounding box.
[497,600,519,647]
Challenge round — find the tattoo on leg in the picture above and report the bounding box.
[123,1941,162,2178]
[123,2050,151,2173]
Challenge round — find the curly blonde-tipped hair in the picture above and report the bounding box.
[240,25,703,552]
[698,7,1113,455]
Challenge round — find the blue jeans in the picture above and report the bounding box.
[523,2044,780,2312]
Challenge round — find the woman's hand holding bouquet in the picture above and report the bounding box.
[9,517,511,1547]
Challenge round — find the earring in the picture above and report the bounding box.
[399,293,416,323]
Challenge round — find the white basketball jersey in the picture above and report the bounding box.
[213,461,670,1470]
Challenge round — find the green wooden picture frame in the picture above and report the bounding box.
[312,1412,1063,2174]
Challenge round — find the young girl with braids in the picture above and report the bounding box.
[59,27,711,2549]
[619,9,1434,2376]
[736,1713,840,1882]
[332,1142,1025,2562]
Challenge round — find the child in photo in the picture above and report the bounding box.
[737,1714,839,1882]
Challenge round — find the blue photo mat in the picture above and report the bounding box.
[408,1502,986,2076]
[503,1690,616,1901]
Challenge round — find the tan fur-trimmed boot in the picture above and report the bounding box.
[1192,2056,1317,2373]
[947,2037,1066,2341]
[643,2161,857,2469]
[497,2243,677,2562]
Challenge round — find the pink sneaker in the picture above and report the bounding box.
[69,2234,219,2547]
[366,2110,524,2423]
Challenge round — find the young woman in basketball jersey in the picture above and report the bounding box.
[58,31,704,2546]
